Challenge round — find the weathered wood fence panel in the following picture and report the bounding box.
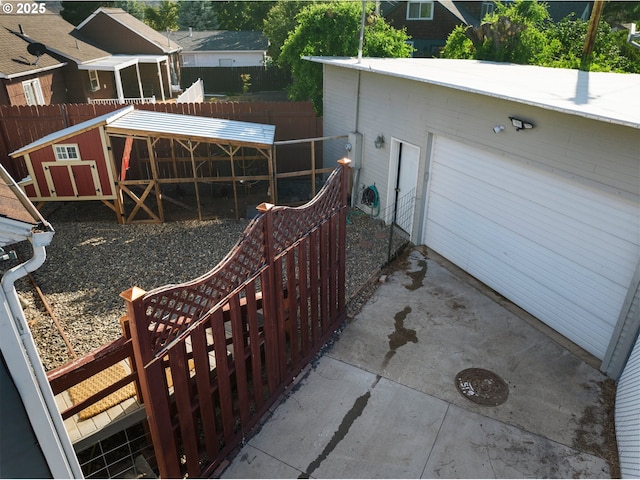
[120,160,350,478]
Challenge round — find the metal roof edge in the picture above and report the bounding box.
[10,106,134,158]
[306,57,640,130]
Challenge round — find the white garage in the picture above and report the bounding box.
[423,137,639,360]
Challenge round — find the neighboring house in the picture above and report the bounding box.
[76,7,182,98]
[315,55,639,475]
[0,164,82,478]
[0,10,114,105]
[175,29,269,68]
[381,1,593,57]
[0,9,160,105]
[0,21,68,106]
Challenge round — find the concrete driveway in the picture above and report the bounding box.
[221,247,615,478]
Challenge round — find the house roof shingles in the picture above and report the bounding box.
[77,8,181,53]
[0,10,110,66]
[0,25,65,79]
[174,30,268,52]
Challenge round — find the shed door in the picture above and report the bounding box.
[43,161,101,199]
[423,137,639,359]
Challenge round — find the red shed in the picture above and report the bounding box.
[10,106,277,223]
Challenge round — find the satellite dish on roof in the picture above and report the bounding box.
[27,42,46,65]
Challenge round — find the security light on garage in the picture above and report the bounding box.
[509,117,534,131]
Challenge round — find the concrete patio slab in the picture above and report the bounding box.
[220,247,615,479]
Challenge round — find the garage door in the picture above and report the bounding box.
[423,137,639,359]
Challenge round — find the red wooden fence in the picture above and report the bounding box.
[119,159,350,478]
[0,102,321,181]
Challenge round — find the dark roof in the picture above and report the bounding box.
[77,8,181,53]
[0,9,110,66]
[0,163,51,246]
[0,26,65,79]
[174,30,268,52]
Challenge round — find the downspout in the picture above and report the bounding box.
[1,230,83,478]
[350,70,362,207]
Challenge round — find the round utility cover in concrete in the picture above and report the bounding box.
[455,368,509,406]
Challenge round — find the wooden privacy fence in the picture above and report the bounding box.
[0,102,320,181]
[119,159,350,478]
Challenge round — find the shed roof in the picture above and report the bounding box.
[10,107,134,157]
[10,106,276,158]
[106,109,276,147]
[174,30,269,53]
[307,57,640,129]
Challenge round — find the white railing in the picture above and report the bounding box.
[88,96,156,105]
[176,79,204,104]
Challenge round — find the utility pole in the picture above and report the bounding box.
[581,0,605,69]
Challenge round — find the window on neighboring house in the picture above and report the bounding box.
[181,54,196,67]
[88,70,100,92]
[407,1,434,20]
[481,1,495,19]
[22,78,45,106]
[53,144,80,161]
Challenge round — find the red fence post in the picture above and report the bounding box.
[120,286,182,479]
[337,158,351,314]
[256,202,283,386]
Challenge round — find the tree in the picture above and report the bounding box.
[144,1,179,31]
[114,1,146,21]
[442,0,550,63]
[61,1,112,25]
[441,0,639,73]
[280,2,412,113]
[263,1,312,63]
[602,1,640,25]
[178,1,218,31]
[214,1,276,31]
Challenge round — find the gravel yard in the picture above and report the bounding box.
[6,201,405,371]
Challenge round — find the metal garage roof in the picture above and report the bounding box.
[307,57,640,129]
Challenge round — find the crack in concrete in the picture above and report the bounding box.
[299,376,381,478]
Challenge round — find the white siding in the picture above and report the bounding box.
[323,66,640,209]
[424,137,639,359]
[185,52,265,68]
[616,306,640,478]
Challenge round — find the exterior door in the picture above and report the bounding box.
[388,141,420,235]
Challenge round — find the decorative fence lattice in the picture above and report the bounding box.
[120,159,350,478]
